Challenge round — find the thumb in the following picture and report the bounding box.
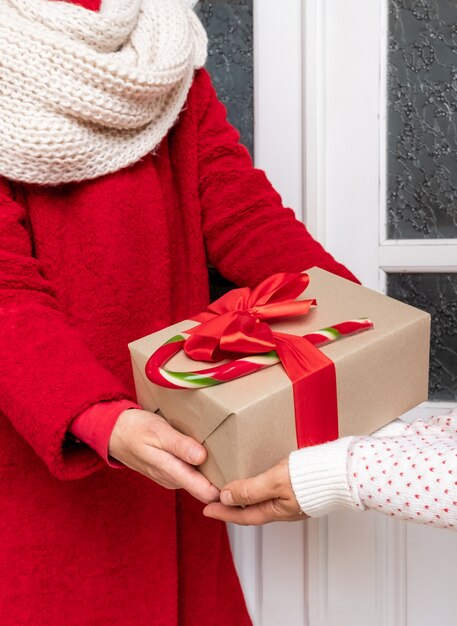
[157,421,207,465]
[221,465,284,506]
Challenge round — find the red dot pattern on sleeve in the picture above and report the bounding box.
[347,411,457,530]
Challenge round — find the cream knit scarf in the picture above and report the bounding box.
[0,0,207,184]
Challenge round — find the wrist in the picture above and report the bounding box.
[288,437,363,517]
[108,407,143,461]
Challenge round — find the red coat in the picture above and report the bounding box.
[0,68,356,625]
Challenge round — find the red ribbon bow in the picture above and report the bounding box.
[186,272,339,447]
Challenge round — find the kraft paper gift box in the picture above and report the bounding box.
[128,267,431,489]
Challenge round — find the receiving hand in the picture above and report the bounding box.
[109,408,220,504]
[203,459,308,525]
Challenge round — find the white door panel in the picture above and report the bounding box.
[406,524,457,626]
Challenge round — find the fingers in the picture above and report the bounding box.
[205,461,305,525]
[203,501,272,525]
[151,417,207,466]
[220,465,284,507]
[203,499,303,526]
[147,448,220,504]
[109,410,219,503]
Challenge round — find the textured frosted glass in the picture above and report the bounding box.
[387,1,457,239]
[196,0,254,155]
[387,273,457,401]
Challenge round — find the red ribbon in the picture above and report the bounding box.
[186,272,339,447]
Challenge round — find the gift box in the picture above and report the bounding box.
[128,267,431,489]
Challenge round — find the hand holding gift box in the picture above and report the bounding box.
[129,267,431,490]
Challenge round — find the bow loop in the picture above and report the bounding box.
[248,272,311,307]
[207,287,252,316]
[249,298,316,321]
[185,272,317,362]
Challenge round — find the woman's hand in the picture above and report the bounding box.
[109,408,220,504]
[203,459,308,525]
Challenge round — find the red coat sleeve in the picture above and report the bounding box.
[0,178,134,480]
[196,69,359,287]
[70,399,139,466]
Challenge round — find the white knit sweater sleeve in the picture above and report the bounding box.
[289,410,457,530]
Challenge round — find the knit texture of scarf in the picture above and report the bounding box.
[0,0,207,184]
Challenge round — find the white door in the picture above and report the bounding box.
[229,1,457,625]
[304,1,457,625]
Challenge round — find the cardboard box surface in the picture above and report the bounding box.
[129,268,431,488]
